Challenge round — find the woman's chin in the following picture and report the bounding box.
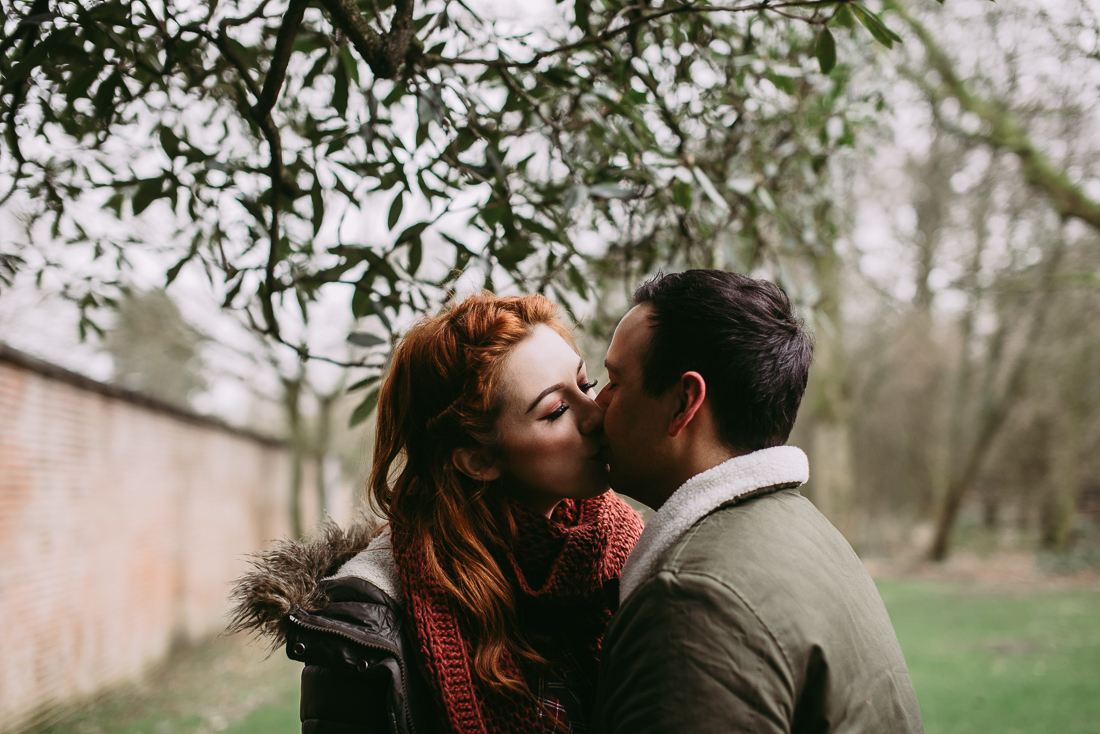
[586,477,612,498]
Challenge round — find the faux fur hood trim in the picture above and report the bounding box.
[226,519,385,648]
[619,445,809,604]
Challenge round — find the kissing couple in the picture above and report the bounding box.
[231,269,923,734]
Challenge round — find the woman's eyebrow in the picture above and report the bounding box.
[525,358,585,414]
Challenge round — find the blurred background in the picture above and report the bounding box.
[1,0,1098,731]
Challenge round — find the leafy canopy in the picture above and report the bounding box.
[1,0,903,420]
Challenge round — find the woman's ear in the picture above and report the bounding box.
[452,448,503,482]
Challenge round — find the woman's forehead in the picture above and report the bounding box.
[500,326,584,405]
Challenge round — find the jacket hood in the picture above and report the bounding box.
[227,519,381,648]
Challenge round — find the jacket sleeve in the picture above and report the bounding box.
[595,570,796,734]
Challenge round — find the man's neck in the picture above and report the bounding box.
[647,447,744,510]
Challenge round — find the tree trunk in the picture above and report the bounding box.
[1045,407,1081,551]
[928,237,1066,560]
[315,393,336,522]
[804,237,855,536]
[282,374,305,539]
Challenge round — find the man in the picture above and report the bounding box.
[593,270,922,733]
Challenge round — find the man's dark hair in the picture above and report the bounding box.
[632,270,813,452]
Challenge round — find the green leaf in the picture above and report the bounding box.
[831,5,855,28]
[105,192,125,216]
[7,29,69,83]
[304,50,331,89]
[407,237,423,276]
[339,45,360,85]
[563,184,588,212]
[165,251,193,285]
[767,72,797,94]
[159,127,181,158]
[388,191,404,230]
[851,5,903,48]
[66,66,102,106]
[480,202,506,229]
[348,375,382,393]
[495,238,534,270]
[587,183,636,200]
[222,274,244,308]
[331,56,350,116]
[352,286,372,319]
[815,27,837,74]
[693,168,729,211]
[348,386,381,427]
[396,221,429,244]
[673,180,693,210]
[292,35,327,54]
[348,331,387,347]
[566,263,589,299]
[311,185,325,236]
[132,178,163,215]
[93,70,121,119]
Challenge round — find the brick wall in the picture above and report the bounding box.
[0,346,295,732]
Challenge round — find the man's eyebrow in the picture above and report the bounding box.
[526,358,584,414]
[604,359,618,373]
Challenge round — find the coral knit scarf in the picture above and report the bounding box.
[391,492,644,734]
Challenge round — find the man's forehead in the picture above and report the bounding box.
[606,305,653,371]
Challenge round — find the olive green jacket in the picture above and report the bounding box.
[596,449,923,734]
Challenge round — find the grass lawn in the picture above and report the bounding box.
[38,634,301,734]
[37,580,1100,733]
[877,579,1100,734]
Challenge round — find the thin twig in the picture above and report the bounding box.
[426,0,832,69]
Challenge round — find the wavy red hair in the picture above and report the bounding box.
[369,292,577,695]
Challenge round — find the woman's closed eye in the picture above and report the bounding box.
[543,403,569,422]
[541,380,599,422]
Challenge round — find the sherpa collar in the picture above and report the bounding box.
[327,527,403,602]
[618,445,809,604]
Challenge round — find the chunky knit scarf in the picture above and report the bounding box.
[391,492,644,734]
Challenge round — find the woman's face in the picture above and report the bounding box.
[492,324,609,516]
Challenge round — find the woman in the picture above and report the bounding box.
[230,293,644,734]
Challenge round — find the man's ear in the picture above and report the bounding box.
[668,371,707,438]
[452,447,503,482]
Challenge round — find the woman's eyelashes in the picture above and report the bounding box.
[541,380,600,422]
[543,403,569,422]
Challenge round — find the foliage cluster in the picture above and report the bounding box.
[1,0,903,420]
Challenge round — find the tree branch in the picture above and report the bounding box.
[212,25,287,338]
[213,26,262,101]
[317,0,401,77]
[253,0,309,118]
[426,0,833,69]
[898,2,1100,233]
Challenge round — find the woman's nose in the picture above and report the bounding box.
[577,395,605,435]
[594,383,610,409]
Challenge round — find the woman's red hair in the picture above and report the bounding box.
[369,292,577,695]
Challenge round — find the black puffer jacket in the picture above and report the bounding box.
[229,523,440,734]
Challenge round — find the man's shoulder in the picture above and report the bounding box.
[642,488,886,643]
[602,489,924,734]
[657,487,857,580]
